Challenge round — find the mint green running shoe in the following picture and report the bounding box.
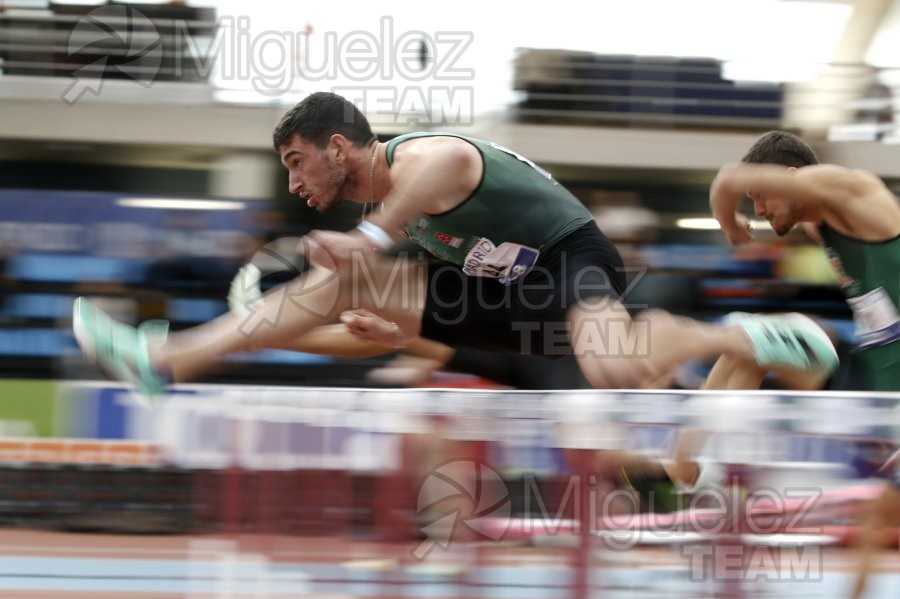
[72,297,170,402]
[725,312,839,374]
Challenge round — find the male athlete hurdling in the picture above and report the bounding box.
[72,92,839,396]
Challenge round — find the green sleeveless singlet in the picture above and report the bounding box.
[385,132,593,285]
[820,224,900,391]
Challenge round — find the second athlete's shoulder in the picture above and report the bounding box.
[795,164,892,203]
[799,164,884,186]
[816,165,900,239]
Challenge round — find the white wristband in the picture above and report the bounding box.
[356,220,393,250]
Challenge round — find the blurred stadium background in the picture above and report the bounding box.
[0,0,899,597]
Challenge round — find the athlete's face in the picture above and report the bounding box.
[279,135,348,213]
[748,191,799,236]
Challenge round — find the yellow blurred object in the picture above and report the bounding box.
[777,245,839,284]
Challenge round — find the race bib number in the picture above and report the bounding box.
[847,287,900,347]
[462,238,539,285]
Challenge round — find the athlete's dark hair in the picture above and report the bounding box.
[272,92,376,150]
[741,130,819,168]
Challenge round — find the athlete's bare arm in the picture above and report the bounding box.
[307,137,482,265]
[273,320,455,363]
[710,163,899,243]
[369,136,482,234]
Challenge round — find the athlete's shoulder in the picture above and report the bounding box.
[802,164,884,188]
[390,133,481,166]
[839,167,898,209]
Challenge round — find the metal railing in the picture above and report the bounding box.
[0,4,218,82]
[511,48,900,137]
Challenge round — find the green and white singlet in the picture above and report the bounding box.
[385,132,593,285]
[820,224,900,391]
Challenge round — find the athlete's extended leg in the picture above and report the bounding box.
[566,302,838,389]
[703,354,831,390]
[74,252,427,390]
[703,356,767,390]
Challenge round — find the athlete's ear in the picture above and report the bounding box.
[329,134,349,162]
[786,166,799,174]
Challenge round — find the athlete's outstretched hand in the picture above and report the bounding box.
[722,212,755,245]
[340,309,410,348]
[710,163,755,246]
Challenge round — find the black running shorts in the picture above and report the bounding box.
[419,221,626,356]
